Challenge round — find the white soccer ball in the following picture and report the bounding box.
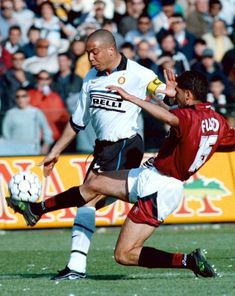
[8,171,42,202]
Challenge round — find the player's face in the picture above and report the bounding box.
[175,86,187,107]
[86,40,114,71]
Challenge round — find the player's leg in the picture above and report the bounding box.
[57,135,144,280]
[113,166,217,277]
[114,215,216,278]
[115,214,216,277]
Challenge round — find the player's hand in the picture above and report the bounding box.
[38,153,59,177]
[157,69,177,98]
[106,85,134,102]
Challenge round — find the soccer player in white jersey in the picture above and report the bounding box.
[9,29,170,280]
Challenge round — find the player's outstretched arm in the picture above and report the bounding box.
[107,69,179,127]
[39,121,77,177]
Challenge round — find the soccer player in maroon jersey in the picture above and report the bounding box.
[7,69,235,277]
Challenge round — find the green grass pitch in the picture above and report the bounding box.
[0,224,235,296]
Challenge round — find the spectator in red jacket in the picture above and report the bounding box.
[28,70,69,141]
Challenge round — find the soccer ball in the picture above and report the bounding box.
[8,171,42,202]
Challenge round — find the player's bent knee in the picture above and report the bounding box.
[83,176,100,195]
[114,248,129,265]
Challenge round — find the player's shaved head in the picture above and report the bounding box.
[87,29,117,49]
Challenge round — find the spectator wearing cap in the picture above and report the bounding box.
[192,47,229,93]
[169,13,196,62]
[0,0,18,40]
[202,19,233,63]
[1,50,35,111]
[186,0,212,38]
[51,52,83,107]
[22,38,60,74]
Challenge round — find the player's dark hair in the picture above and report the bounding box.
[176,71,209,102]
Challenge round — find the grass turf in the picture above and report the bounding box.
[0,224,235,296]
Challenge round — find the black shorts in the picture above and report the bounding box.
[86,134,144,177]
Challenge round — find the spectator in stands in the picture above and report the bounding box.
[69,36,91,79]
[13,0,35,44]
[221,47,235,76]
[28,70,69,142]
[135,40,158,73]
[207,75,228,115]
[102,19,124,50]
[1,50,35,111]
[156,53,176,82]
[115,0,146,36]
[227,65,235,109]
[152,0,176,35]
[190,38,207,67]
[52,52,83,106]
[1,87,53,155]
[158,31,190,75]
[169,13,196,62]
[84,0,110,28]
[192,48,229,93]
[219,0,235,36]
[1,25,23,54]
[34,1,61,50]
[208,0,223,21]
[202,19,233,63]
[0,0,18,40]
[120,41,136,60]
[0,43,12,79]
[22,38,60,74]
[22,25,41,58]
[125,14,158,55]
[186,0,212,38]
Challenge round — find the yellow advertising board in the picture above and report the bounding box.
[0,152,235,229]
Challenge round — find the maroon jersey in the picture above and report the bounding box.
[154,103,235,181]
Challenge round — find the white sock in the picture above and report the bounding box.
[67,206,96,273]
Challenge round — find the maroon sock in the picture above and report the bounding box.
[138,247,188,269]
[30,186,86,216]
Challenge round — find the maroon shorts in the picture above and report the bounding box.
[127,196,162,227]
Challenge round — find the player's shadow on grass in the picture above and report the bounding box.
[0,273,55,279]
[87,274,157,280]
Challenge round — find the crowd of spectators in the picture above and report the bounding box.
[0,0,234,155]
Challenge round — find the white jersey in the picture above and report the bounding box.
[71,55,158,141]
